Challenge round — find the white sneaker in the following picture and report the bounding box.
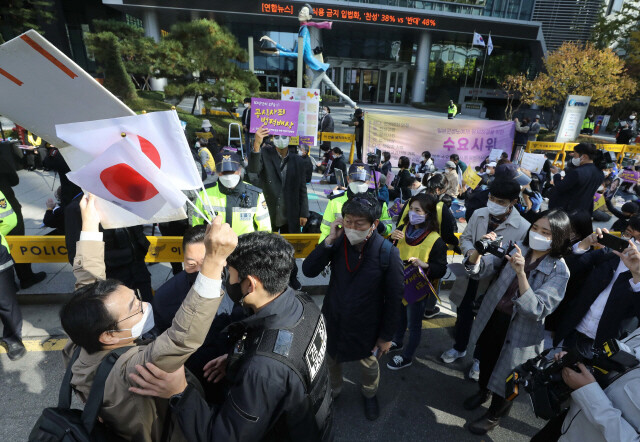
[469,358,480,381]
[440,347,467,364]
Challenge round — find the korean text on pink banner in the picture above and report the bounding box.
[250,98,300,137]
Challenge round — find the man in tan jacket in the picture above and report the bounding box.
[60,194,237,441]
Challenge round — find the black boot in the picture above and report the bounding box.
[467,394,512,435]
[463,388,491,410]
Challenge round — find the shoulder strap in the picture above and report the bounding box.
[57,346,82,409]
[81,346,134,434]
[380,238,393,271]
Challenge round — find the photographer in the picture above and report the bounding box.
[532,328,640,441]
[463,209,571,435]
[554,220,640,351]
[441,179,530,381]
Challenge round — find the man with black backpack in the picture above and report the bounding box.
[32,194,237,442]
[303,193,404,420]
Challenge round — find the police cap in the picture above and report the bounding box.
[348,163,371,182]
[214,151,243,173]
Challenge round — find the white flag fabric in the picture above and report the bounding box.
[66,137,187,220]
[56,111,202,190]
[473,32,485,47]
[487,36,494,55]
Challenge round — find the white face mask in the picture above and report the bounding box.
[571,156,582,167]
[344,225,373,245]
[272,136,290,149]
[631,115,636,120]
[219,174,241,188]
[349,182,369,194]
[114,303,155,340]
[529,231,552,251]
[487,200,509,216]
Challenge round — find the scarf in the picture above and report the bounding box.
[302,21,333,29]
[404,225,429,245]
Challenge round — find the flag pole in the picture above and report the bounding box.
[477,31,490,102]
[463,30,474,92]
[186,198,212,225]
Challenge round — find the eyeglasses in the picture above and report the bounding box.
[114,289,144,325]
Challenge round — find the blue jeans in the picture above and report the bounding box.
[393,297,428,360]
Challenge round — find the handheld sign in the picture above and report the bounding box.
[593,193,606,211]
[249,98,300,137]
[0,30,134,147]
[520,152,547,174]
[462,167,482,190]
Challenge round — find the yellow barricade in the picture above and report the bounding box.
[526,141,633,167]
[6,232,467,263]
[320,132,357,163]
[6,234,324,263]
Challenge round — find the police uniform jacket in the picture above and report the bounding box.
[169,288,332,441]
[302,231,404,362]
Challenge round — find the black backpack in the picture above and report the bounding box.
[29,346,132,442]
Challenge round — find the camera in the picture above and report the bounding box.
[505,339,639,420]
[474,235,509,258]
[367,152,380,168]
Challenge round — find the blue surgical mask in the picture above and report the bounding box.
[408,211,426,225]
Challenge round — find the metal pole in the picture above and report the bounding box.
[297,36,304,88]
[248,36,254,73]
[477,32,490,101]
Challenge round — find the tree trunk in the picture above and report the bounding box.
[191,94,199,115]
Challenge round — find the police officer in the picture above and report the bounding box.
[0,231,25,360]
[448,100,458,119]
[193,150,271,234]
[319,163,393,243]
[0,189,46,289]
[128,232,333,441]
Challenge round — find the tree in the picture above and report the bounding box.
[85,31,138,102]
[0,0,55,43]
[157,19,259,115]
[592,1,640,52]
[501,74,535,121]
[515,42,637,130]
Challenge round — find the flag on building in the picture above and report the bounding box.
[487,35,494,55]
[473,32,485,47]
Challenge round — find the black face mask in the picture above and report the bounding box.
[227,280,246,304]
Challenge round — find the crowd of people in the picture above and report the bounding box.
[2,115,640,441]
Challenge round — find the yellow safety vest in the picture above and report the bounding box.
[198,147,215,173]
[0,191,18,237]
[397,229,441,305]
[27,131,42,147]
[0,232,11,272]
[192,182,271,235]
[582,118,595,130]
[319,192,393,243]
[448,104,457,116]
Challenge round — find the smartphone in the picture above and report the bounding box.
[598,233,630,253]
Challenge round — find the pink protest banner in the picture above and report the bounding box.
[363,113,515,169]
[250,98,299,137]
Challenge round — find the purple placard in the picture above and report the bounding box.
[403,265,434,304]
[250,98,300,137]
[387,198,403,218]
[619,169,639,184]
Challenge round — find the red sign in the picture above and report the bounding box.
[260,2,437,28]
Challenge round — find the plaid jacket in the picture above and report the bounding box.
[467,242,570,396]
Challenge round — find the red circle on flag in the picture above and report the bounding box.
[100,163,159,202]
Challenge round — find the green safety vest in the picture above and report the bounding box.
[448,104,457,116]
[0,191,18,237]
[582,118,595,130]
[192,182,272,235]
[0,232,11,272]
[319,192,393,243]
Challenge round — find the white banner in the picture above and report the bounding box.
[556,95,591,143]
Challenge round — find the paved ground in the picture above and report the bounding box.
[0,103,622,441]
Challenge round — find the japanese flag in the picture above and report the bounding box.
[487,36,494,55]
[56,111,202,190]
[473,32,485,47]
[66,136,187,220]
